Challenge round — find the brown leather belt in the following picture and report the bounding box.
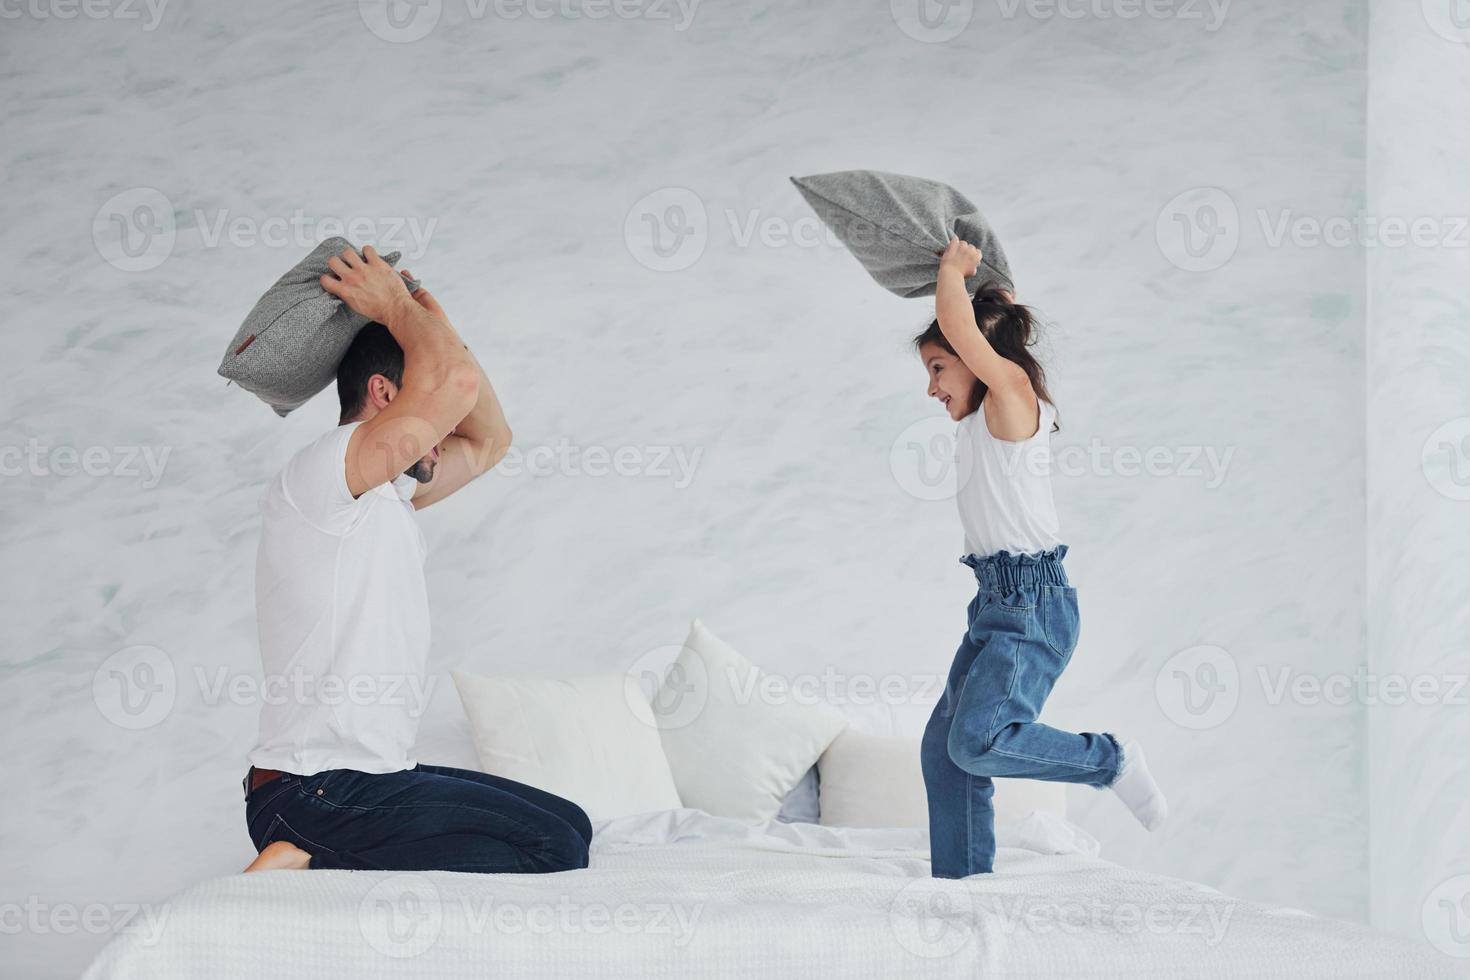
[250,767,285,792]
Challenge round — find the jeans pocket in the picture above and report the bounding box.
[260,812,331,857]
[298,769,345,804]
[1040,587,1080,657]
[997,584,1039,612]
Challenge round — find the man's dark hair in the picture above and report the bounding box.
[337,322,405,422]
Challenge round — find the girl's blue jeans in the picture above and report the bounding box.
[920,545,1122,878]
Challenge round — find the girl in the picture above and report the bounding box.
[917,239,1167,878]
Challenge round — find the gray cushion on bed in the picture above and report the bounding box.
[790,170,1014,299]
[776,765,820,824]
[218,237,421,417]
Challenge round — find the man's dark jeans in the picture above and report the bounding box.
[245,763,592,873]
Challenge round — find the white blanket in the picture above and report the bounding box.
[82,810,1461,979]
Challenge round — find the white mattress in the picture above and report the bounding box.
[81,809,1461,979]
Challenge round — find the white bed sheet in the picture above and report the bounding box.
[82,809,1464,979]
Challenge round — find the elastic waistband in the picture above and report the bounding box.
[960,545,1070,591]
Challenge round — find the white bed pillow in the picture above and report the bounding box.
[451,669,682,822]
[818,729,1066,828]
[654,620,848,824]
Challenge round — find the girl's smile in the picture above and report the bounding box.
[920,341,979,421]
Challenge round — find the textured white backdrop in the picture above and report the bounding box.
[1365,0,1470,951]
[4,1,1455,977]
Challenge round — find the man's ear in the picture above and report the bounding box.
[367,374,396,410]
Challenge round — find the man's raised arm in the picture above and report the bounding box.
[320,245,479,498]
[397,283,513,510]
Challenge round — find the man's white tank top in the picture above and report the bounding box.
[954,395,1062,558]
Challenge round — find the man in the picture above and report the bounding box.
[241,245,590,874]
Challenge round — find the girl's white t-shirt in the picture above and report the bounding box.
[954,395,1062,558]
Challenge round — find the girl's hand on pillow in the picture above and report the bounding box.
[938,238,981,279]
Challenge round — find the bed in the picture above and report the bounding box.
[81,807,1462,979]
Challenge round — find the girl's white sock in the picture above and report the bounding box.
[1109,738,1167,831]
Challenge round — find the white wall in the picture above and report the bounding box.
[1365,0,1470,951]
[1,2,1381,976]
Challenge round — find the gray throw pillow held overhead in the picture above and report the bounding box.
[790,170,1014,299]
[218,237,421,417]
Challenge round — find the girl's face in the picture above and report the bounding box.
[920,342,978,421]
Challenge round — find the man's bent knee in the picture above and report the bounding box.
[533,821,590,873]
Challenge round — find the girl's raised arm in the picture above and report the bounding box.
[935,239,1040,440]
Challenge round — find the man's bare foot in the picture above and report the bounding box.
[243,840,312,873]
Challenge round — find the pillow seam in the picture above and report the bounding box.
[228,293,338,364]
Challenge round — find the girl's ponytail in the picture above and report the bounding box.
[913,287,1058,429]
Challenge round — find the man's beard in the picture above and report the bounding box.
[404,458,436,484]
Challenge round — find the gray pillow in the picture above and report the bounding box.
[218,237,421,417]
[790,170,1014,299]
[776,765,820,824]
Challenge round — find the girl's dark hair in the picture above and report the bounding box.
[912,286,1057,428]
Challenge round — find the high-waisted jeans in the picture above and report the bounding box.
[920,545,1122,878]
[244,763,592,874]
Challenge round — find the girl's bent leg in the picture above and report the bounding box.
[947,586,1122,787]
